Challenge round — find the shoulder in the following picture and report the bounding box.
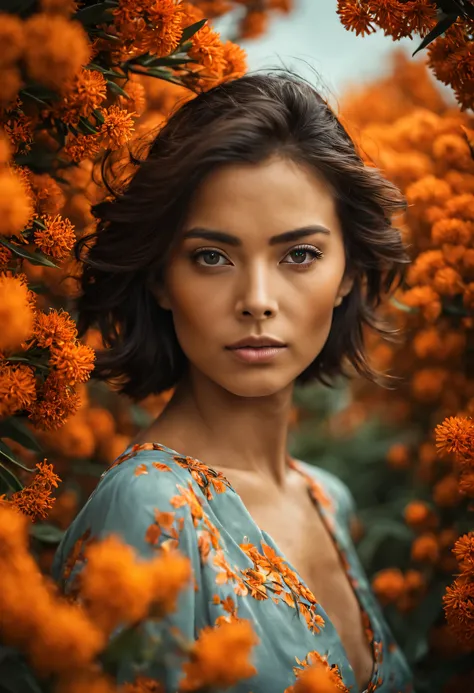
[52,444,216,585]
[293,459,356,525]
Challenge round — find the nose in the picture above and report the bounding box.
[235,263,278,320]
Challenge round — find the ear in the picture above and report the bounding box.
[334,272,355,307]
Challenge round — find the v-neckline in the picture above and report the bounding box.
[122,442,379,693]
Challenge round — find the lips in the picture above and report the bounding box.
[226,336,286,349]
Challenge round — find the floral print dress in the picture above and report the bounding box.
[52,442,413,693]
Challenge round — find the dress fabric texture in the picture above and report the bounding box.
[52,442,413,693]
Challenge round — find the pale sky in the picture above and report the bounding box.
[232,0,423,101]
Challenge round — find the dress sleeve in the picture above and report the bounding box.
[51,460,203,692]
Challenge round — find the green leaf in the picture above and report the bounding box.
[0,463,23,493]
[141,55,195,68]
[106,80,130,99]
[180,18,207,44]
[0,237,59,268]
[19,83,60,102]
[389,295,419,313]
[30,523,65,544]
[74,2,115,25]
[100,626,147,677]
[93,108,105,124]
[130,66,185,86]
[0,418,44,454]
[77,117,99,136]
[0,440,36,473]
[412,14,457,56]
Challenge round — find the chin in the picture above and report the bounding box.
[217,371,297,398]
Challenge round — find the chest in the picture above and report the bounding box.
[232,477,375,692]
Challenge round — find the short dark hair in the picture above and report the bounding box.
[75,71,409,401]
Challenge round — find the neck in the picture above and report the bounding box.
[147,368,295,487]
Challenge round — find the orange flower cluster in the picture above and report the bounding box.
[434,416,474,648]
[1,503,239,692]
[336,0,474,110]
[0,307,95,428]
[285,649,348,693]
[0,460,61,521]
[339,49,474,678]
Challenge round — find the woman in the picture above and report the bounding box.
[52,72,413,693]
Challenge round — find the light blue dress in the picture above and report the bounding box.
[52,442,413,693]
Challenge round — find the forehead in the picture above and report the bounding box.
[182,156,342,242]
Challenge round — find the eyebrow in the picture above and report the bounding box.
[181,225,331,247]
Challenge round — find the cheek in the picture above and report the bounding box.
[167,275,223,343]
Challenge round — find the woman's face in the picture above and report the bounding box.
[157,156,353,397]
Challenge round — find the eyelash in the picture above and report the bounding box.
[190,244,324,269]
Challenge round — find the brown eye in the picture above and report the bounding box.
[191,249,230,266]
[283,245,324,267]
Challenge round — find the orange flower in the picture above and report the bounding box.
[291,661,341,693]
[240,10,268,39]
[432,133,473,170]
[29,172,65,216]
[28,372,80,430]
[0,273,36,351]
[0,245,12,268]
[23,14,91,91]
[411,368,448,403]
[464,282,474,311]
[398,285,441,322]
[219,41,248,84]
[407,249,446,286]
[459,471,474,497]
[444,194,474,221]
[404,569,425,594]
[180,620,258,691]
[99,105,135,149]
[63,133,102,163]
[336,0,376,37]
[285,650,348,693]
[0,505,106,675]
[0,14,25,67]
[118,79,147,116]
[34,309,78,349]
[443,576,474,648]
[33,214,76,260]
[81,535,191,632]
[453,533,474,573]
[404,500,437,531]
[435,415,474,459]
[411,533,440,564]
[405,175,452,208]
[431,218,473,246]
[8,460,61,521]
[0,362,37,418]
[0,168,35,237]
[371,568,405,606]
[432,266,463,296]
[386,443,410,469]
[3,109,34,155]
[49,341,95,385]
[188,23,226,79]
[58,69,108,125]
[121,677,164,693]
[433,474,462,508]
